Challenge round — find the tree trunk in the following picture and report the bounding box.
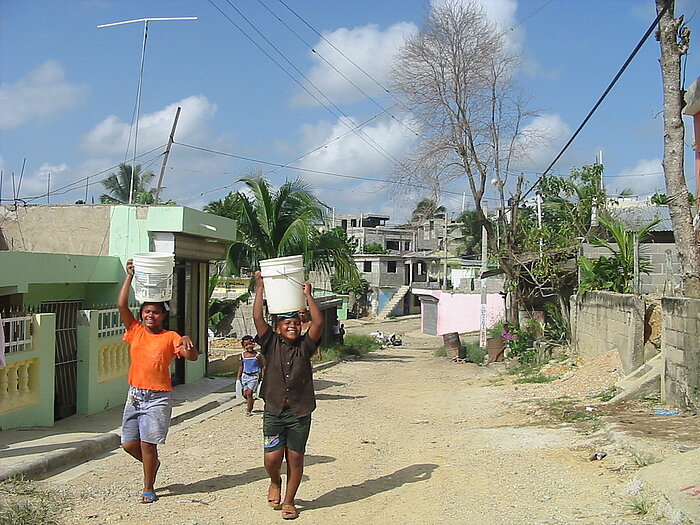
[656,0,700,297]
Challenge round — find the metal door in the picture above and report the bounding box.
[42,300,82,420]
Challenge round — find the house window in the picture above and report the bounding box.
[404,241,411,251]
[417,262,425,274]
[351,219,357,227]
[363,261,372,272]
[386,240,399,251]
[341,219,347,230]
[387,261,397,273]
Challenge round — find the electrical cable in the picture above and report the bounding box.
[209,0,408,170]
[258,0,420,138]
[520,3,670,201]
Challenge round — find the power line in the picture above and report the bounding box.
[259,0,421,138]
[208,0,407,170]
[521,3,670,201]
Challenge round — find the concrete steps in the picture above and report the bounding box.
[376,285,410,320]
[606,352,662,404]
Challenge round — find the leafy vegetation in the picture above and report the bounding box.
[204,174,359,286]
[321,333,381,362]
[99,163,156,204]
[362,242,388,254]
[578,215,660,294]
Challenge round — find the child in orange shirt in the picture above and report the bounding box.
[117,258,199,503]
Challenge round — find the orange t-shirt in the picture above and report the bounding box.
[124,322,182,391]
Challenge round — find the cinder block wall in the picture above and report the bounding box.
[661,297,700,411]
[570,291,645,374]
[582,243,680,294]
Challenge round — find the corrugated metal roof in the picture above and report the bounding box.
[609,205,673,232]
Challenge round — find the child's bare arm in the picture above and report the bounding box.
[304,282,323,343]
[253,271,271,338]
[177,335,199,361]
[117,259,137,328]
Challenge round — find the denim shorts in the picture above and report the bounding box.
[121,386,172,445]
[241,373,260,393]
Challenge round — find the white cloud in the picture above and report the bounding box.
[15,162,69,201]
[80,95,218,157]
[291,22,417,107]
[0,60,88,130]
[296,115,416,184]
[515,113,570,169]
[609,158,665,197]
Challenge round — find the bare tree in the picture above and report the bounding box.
[389,0,546,317]
[655,0,700,297]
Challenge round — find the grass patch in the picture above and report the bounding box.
[631,451,660,467]
[321,334,381,362]
[626,496,652,515]
[595,386,618,402]
[560,409,598,423]
[513,374,554,384]
[434,347,447,358]
[463,341,487,364]
[0,476,66,525]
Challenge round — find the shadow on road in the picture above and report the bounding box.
[301,463,438,510]
[314,379,346,391]
[315,393,366,401]
[158,454,336,497]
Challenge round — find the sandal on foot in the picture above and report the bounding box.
[267,485,281,508]
[140,492,157,504]
[281,504,298,519]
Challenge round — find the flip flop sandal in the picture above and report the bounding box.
[140,492,157,504]
[267,485,281,508]
[281,504,299,519]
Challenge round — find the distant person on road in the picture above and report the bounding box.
[237,335,264,416]
[117,258,199,504]
[253,270,323,520]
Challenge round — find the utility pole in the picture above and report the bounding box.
[479,205,488,348]
[442,212,448,290]
[154,106,181,203]
[46,173,50,204]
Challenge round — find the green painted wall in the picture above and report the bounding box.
[0,314,55,430]
[76,311,129,414]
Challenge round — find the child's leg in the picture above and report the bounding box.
[264,449,284,505]
[244,390,254,413]
[122,439,143,461]
[141,442,159,494]
[282,448,304,506]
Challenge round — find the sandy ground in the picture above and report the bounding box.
[47,317,699,524]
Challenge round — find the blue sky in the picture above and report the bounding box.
[1,0,699,223]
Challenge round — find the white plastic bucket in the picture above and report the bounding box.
[259,255,306,314]
[132,252,175,302]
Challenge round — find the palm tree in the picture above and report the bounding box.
[205,174,360,285]
[100,163,156,204]
[410,197,446,225]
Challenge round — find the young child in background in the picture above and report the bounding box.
[253,270,323,520]
[117,258,199,504]
[237,335,264,416]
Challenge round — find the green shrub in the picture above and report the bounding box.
[463,341,487,364]
[434,347,447,357]
[320,333,380,362]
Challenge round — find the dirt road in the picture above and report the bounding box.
[51,317,690,524]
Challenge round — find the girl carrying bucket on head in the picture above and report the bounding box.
[117,258,199,504]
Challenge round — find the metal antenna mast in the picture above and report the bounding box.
[97,17,196,204]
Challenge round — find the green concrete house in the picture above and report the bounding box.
[0,204,236,429]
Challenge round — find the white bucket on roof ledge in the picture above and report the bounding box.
[259,255,306,314]
[132,252,175,302]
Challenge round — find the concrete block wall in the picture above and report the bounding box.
[582,242,681,294]
[661,297,700,411]
[570,291,645,374]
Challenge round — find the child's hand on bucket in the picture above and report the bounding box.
[126,258,135,275]
[302,281,312,297]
